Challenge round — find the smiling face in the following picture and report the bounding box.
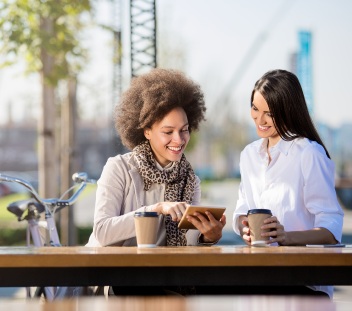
[144,107,190,167]
[251,91,280,143]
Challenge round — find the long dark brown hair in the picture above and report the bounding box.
[251,69,330,159]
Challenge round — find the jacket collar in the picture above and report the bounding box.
[127,153,144,207]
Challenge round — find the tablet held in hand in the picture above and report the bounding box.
[178,205,226,230]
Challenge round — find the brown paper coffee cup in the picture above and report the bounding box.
[247,209,272,247]
[134,212,159,248]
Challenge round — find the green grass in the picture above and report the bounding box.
[0,184,97,221]
[0,193,31,220]
[77,184,97,199]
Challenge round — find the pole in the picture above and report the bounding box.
[39,17,57,245]
[60,79,78,246]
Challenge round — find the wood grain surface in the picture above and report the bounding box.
[0,246,352,268]
[0,296,336,311]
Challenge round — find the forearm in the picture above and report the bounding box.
[283,227,338,246]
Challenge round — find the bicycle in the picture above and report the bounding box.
[0,172,96,301]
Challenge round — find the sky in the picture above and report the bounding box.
[1,0,352,127]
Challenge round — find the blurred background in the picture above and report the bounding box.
[2,0,352,301]
[1,0,352,249]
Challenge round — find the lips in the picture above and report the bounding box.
[258,125,271,132]
[167,144,183,154]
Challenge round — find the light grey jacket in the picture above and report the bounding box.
[86,152,204,247]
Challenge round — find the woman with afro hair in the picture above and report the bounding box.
[86,68,226,249]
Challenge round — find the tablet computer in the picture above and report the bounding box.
[178,205,226,230]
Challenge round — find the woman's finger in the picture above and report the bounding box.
[205,211,218,226]
[177,202,187,215]
[242,220,249,226]
[187,215,204,231]
[264,216,278,224]
[262,230,278,237]
[266,237,285,244]
[220,214,226,227]
[169,209,178,221]
[242,234,251,241]
[194,212,212,228]
[261,222,280,230]
[243,227,250,234]
[174,205,183,221]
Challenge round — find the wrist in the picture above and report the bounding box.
[281,232,291,246]
[151,203,161,214]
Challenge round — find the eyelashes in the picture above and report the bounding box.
[252,105,272,117]
[163,129,189,135]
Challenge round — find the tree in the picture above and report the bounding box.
[0,0,91,244]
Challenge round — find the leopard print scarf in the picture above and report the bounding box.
[133,140,196,246]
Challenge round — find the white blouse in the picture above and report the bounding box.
[233,137,344,298]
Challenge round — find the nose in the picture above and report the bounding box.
[257,113,266,125]
[172,131,183,145]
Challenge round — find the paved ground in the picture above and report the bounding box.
[2,179,352,301]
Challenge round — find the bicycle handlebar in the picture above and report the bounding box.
[0,173,96,208]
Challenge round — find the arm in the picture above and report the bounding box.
[233,165,250,243]
[285,228,337,245]
[261,217,337,246]
[186,176,226,244]
[263,144,344,246]
[93,158,147,246]
[238,215,251,246]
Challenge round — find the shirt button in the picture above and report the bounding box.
[267,184,270,187]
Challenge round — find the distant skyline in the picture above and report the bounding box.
[1,0,352,127]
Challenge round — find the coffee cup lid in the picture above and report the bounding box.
[247,209,272,216]
[135,212,159,217]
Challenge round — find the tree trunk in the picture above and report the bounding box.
[60,79,78,246]
[39,17,57,245]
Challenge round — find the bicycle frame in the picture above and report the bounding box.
[0,172,96,301]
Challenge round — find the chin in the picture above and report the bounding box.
[257,130,275,140]
[164,152,183,163]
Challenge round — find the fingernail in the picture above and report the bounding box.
[205,211,209,214]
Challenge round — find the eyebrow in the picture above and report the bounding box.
[252,103,270,114]
[161,123,189,129]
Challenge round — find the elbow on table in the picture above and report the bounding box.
[93,220,111,247]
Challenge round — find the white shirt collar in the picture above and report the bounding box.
[257,137,295,158]
[155,160,175,172]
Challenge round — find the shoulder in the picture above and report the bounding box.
[296,138,329,160]
[99,152,136,182]
[294,138,333,170]
[105,152,135,170]
[241,138,263,157]
[195,175,201,187]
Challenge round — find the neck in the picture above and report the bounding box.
[267,134,281,149]
[156,158,171,168]
[148,144,171,168]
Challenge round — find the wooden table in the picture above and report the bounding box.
[0,246,352,287]
[0,296,339,311]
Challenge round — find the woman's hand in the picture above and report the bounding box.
[261,216,287,245]
[152,202,188,221]
[238,215,251,246]
[187,211,226,243]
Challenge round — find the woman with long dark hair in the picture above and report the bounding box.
[233,69,344,298]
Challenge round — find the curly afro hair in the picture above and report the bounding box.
[114,68,206,150]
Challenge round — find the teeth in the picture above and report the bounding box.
[168,146,182,151]
[259,125,270,130]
